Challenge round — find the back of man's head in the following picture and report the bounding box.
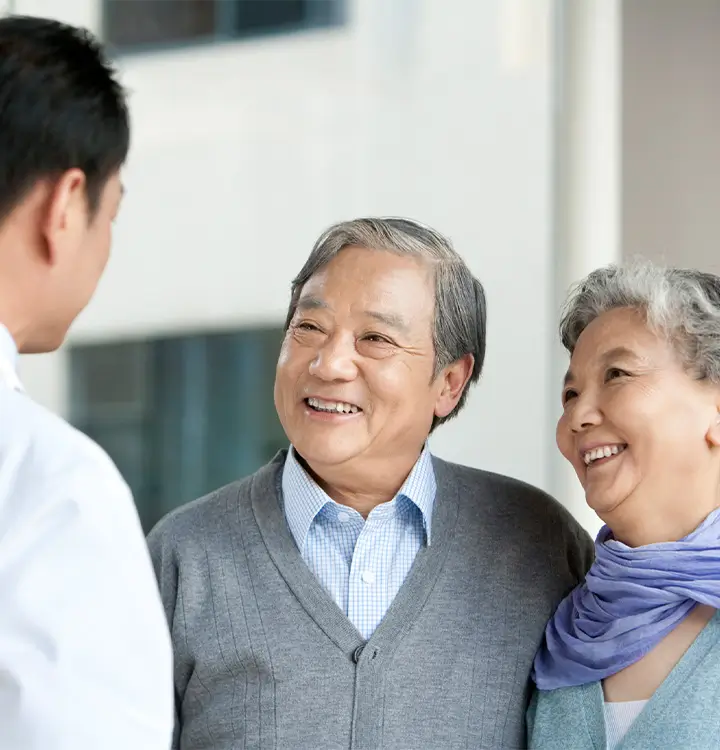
[0,15,128,222]
[0,16,129,353]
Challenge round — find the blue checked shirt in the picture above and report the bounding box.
[282,447,437,639]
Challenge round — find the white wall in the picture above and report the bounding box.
[10,0,98,28]
[18,0,561,496]
[549,0,621,536]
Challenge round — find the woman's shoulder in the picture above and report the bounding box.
[527,621,720,749]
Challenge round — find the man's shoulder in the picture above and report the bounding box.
[0,389,145,547]
[433,455,557,503]
[148,478,249,542]
[0,386,124,490]
[432,455,594,578]
[431,455,585,531]
[147,455,284,548]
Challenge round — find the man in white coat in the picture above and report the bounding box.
[0,16,173,749]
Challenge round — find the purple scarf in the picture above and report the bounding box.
[532,507,720,690]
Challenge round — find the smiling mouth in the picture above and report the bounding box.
[304,397,363,415]
[583,444,628,468]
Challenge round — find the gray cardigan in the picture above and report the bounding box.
[528,611,720,749]
[148,451,592,749]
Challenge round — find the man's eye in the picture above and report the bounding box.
[563,389,578,404]
[363,334,391,344]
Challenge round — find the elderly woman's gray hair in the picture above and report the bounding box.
[560,261,720,382]
[285,217,487,428]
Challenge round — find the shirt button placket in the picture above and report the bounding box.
[348,522,374,636]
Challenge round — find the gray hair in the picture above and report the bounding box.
[285,217,487,429]
[560,260,720,382]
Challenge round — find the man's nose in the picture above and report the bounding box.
[308,333,358,381]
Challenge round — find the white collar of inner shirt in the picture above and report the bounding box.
[0,324,23,392]
[282,446,437,552]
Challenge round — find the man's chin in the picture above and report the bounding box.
[293,439,365,473]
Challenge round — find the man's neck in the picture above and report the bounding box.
[297,449,423,518]
[0,290,32,353]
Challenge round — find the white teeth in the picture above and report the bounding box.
[307,397,360,414]
[583,444,625,466]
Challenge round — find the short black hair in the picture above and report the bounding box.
[0,15,129,223]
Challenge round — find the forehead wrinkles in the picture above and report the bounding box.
[300,258,434,325]
[569,335,678,389]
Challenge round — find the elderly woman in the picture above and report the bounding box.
[528,262,720,749]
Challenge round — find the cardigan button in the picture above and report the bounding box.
[352,644,365,664]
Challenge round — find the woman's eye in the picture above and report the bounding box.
[296,321,320,332]
[563,389,578,404]
[605,367,627,381]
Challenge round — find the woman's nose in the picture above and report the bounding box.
[568,393,603,433]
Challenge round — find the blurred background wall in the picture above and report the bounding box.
[6,0,718,536]
[622,0,720,274]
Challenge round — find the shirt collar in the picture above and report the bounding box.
[0,324,21,391]
[281,445,437,553]
[399,446,436,543]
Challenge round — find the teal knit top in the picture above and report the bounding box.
[528,611,720,749]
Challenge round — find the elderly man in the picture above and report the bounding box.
[149,217,593,749]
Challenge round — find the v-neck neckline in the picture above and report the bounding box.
[581,610,720,749]
[250,451,461,658]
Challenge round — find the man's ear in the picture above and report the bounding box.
[42,168,88,265]
[434,353,474,420]
[707,409,720,448]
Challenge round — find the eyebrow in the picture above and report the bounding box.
[564,346,641,385]
[365,310,410,333]
[296,295,328,312]
[295,296,410,333]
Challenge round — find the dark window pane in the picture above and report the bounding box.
[235,0,306,33]
[104,0,343,51]
[69,329,287,533]
[104,0,217,49]
[304,0,341,26]
[235,0,339,34]
[69,341,150,422]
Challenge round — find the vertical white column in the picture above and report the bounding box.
[549,0,621,536]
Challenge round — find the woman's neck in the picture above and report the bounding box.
[605,495,720,547]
